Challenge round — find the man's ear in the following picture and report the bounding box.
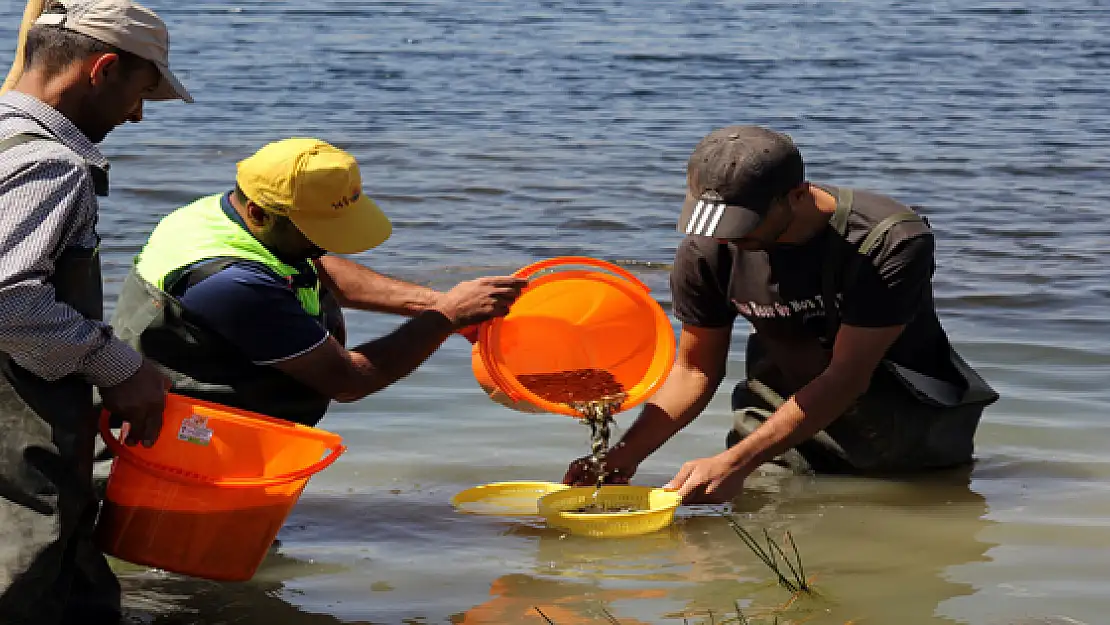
[782,182,811,212]
[86,52,122,89]
[787,181,809,203]
[245,202,269,226]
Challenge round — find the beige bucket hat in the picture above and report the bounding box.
[35,0,192,102]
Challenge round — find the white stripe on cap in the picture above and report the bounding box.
[694,201,716,235]
[703,203,726,236]
[685,200,705,234]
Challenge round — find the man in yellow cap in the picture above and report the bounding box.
[110,137,527,428]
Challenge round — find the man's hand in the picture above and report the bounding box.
[99,358,169,448]
[435,276,528,328]
[562,454,634,486]
[559,324,732,489]
[663,452,750,504]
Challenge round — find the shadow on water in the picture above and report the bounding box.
[119,551,361,625]
[115,493,446,625]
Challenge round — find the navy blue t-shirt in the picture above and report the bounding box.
[172,194,329,365]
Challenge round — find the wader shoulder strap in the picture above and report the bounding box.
[164,257,277,296]
[0,132,109,195]
[0,132,52,153]
[164,257,320,298]
[859,211,921,255]
[822,190,924,344]
[830,188,853,236]
[822,190,853,343]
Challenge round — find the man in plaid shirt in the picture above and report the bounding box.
[0,1,190,622]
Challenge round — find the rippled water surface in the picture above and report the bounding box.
[4,1,1110,623]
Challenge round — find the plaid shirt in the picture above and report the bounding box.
[0,92,140,387]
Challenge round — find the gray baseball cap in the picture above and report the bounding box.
[35,0,192,103]
[677,126,804,239]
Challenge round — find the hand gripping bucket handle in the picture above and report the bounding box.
[458,257,649,345]
[510,256,650,288]
[477,256,656,409]
[98,410,346,489]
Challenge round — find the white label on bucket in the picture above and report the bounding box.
[177,414,213,446]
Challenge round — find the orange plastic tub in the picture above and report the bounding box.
[469,256,676,417]
[94,393,345,582]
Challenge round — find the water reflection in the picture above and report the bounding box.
[111,464,1026,624]
[709,468,995,624]
[455,572,663,625]
[457,468,997,624]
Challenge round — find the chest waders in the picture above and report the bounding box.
[110,194,346,428]
[0,133,121,625]
[727,188,1000,474]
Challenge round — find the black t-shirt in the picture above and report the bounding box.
[671,184,958,382]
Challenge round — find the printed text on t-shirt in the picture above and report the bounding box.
[731,295,829,319]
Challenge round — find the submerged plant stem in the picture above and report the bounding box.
[734,601,749,625]
[717,510,811,594]
[599,605,621,624]
[533,606,556,624]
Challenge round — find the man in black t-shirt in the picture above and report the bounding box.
[563,126,998,504]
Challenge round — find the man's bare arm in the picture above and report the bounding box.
[273,276,525,401]
[667,323,905,503]
[564,323,732,484]
[314,255,441,317]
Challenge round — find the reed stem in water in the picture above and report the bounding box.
[533,606,556,624]
[599,605,621,624]
[717,510,811,594]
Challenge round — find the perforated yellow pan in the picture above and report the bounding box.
[451,481,569,517]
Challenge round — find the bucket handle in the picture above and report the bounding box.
[98,410,346,488]
[476,256,650,411]
[458,257,651,347]
[512,256,650,292]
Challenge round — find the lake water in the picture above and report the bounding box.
[4,1,1110,623]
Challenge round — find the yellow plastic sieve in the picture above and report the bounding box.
[451,481,569,516]
[537,485,681,538]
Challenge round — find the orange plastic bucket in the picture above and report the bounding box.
[94,393,346,582]
[469,256,676,417]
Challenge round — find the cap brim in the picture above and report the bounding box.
[148,63,193,103]
[291,194,393,255]
[677,195,763,239]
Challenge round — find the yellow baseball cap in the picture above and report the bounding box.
[235,138,392,254]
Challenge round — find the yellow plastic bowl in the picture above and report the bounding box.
[537,485,681,538]
[451,481,569,516]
